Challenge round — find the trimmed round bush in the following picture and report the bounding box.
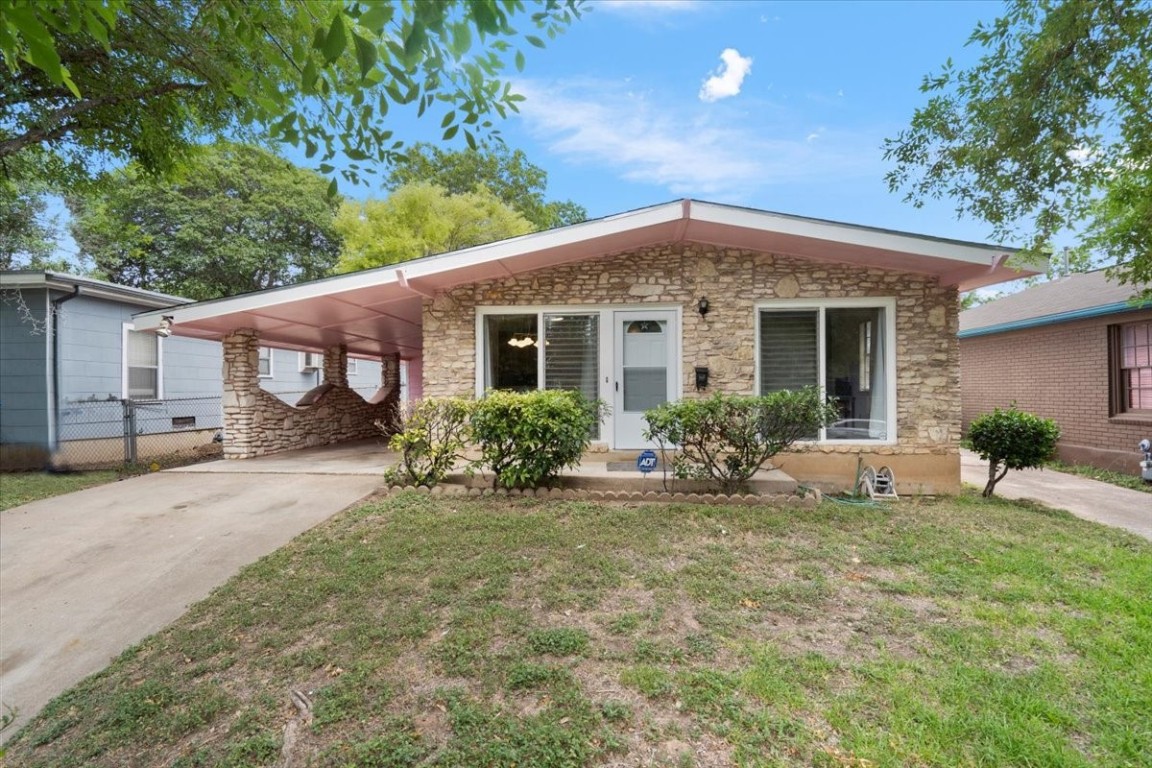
[470,389,604,489]
[968,405,1060,497]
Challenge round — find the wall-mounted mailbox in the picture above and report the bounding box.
[694,366,709,391]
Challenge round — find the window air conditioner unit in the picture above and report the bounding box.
[300,352,323,371]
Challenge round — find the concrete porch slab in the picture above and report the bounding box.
[171,439,799,495]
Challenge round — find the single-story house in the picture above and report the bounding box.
[960,269,1152,474]
[0,271,386,468]
[132,200,1040,493]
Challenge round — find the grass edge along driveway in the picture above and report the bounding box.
[6,492,1150,768]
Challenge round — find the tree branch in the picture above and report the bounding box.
[0,81,205,158]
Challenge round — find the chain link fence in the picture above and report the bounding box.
[53,395,224,470]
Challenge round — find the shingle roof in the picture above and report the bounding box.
[0,270,191,309]
[959,269,1152,337]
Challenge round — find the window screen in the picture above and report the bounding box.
[126,329,159,399]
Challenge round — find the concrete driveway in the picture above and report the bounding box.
[0,463,382,741]
[960,449,1152,541]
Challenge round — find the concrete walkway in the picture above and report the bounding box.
[0,466,382,741]
[960,449,1152,541]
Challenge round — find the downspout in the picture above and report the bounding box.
[49,284,81,452]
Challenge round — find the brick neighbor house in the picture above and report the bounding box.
[132,200,1038,493]
[959,269,1152,474]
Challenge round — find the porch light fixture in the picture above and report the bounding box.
[156,316,174,338]
[697,297,710,317]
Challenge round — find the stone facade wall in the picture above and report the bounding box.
[421,244,959,456]
[222,329,399,458]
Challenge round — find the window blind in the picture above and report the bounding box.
[544,314,599,402]
[759,310,818,393]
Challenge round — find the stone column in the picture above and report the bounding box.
[323,344,349,388]
[222,329,261,459]
[381,352,401,393]
[380,352,402,432]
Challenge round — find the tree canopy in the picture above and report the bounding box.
[884,0,1152,292]
[69,142,342,300]
[385,142,586,230]
[1,0,582,188]
[334,182,533,273]
[1,154,62,270]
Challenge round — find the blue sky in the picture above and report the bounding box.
[49,1,1020,267]
[370,0,1011,246]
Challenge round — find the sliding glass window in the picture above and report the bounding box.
[758,302,892,441]
[482,311,601,436]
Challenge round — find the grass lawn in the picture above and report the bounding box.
[5,492,1150,767]
[1047,460,1152,494]
[0,470,120,512]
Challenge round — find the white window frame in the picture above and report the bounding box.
[258,347,274,378]
[754,298,897,444]
[475,304,684,446]
[122,322,163,400]
[347,357,359,375]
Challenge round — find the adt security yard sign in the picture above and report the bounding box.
[637,450,658,475]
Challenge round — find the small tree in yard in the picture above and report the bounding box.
[968,406,1060,498]
[644,390,839,495]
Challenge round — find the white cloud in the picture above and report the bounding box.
[699,48,753,103]
[513,79,877,200]
[1066,146,1094,164]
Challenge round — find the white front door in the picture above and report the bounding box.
[613,310,676,449]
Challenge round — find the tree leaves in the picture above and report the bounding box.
[333,183,534,273]
[384,142,587,230]
[69,143,343,300]
[885,0,1152,294]
[351,32,377,79]
[1,0,586,194]
[320,11,347,63]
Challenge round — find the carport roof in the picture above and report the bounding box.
[133,199,1040,359]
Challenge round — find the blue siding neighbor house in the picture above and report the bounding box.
[0,272,385,469]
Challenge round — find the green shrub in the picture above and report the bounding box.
[968,405,1060,497]
[470,389,604,489]
[382,398,473,487]
[643,389,839,494]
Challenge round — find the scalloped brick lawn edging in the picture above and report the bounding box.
[380,484,822,509]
